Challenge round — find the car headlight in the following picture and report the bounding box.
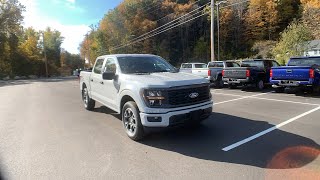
[143,90,166,107]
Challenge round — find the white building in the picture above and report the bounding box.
[304,40,320,57]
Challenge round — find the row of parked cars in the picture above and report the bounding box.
[180,56,320,93]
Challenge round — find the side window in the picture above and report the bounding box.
[104,58,116,73]
[93,59,104,74]
[272,61,279,67]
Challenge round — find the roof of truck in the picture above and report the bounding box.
[97,54,158,59]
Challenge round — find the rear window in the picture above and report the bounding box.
[194,64,207,68]
[181,64,192,68]
[226,62,240,67]
[241,61,264,68]
[208,62,223,67]
[288,57,320,66]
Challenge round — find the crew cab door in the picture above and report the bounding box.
[100,57,119,111]
[90,58,105,102]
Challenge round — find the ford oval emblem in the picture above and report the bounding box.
[189,92,199,99]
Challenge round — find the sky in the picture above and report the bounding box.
[19,0,122,54]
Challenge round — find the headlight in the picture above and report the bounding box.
[143,90,165,107]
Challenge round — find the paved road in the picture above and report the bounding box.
[0,79,319,180]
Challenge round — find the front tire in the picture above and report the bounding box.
[122,101,144,141]
[82,85,95,111]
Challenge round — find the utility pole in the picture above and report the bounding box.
[211,0,215,62]
[216,1,226,61]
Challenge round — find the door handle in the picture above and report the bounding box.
[100,81,104,85]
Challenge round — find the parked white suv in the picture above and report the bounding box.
[80,54,213,140]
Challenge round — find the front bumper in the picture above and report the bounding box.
[139,101,213,127]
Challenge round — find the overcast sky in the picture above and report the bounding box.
[20,0,122,54]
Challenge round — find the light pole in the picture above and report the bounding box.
[40,31,48,78]
[216,1,226,61]
[210,0,215,62]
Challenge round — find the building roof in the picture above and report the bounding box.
[307,40,320,50]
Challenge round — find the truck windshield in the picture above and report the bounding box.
[226,62,240,67]
[288,57,320,66]
[118,56,176,74]
[241,61,264,68]
[194,64,207,68]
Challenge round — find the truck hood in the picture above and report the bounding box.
[123,72,209,88]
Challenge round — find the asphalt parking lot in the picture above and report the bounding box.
[0,79,319,179]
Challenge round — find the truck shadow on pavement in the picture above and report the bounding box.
[141,112,320,169]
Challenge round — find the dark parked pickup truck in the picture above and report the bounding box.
[207,61,240,88]
[270,56,320,92]
[222,59,280,90]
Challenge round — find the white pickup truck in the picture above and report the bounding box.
[179,63,208,78]
[80,54,213,140]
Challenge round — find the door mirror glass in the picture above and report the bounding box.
[102,71,115,80]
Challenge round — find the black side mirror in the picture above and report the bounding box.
[102,71,115,80]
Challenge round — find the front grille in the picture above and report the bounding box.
[167,85,210,107]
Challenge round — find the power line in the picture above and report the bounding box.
[111,11,209,51]
[111,2,210,50]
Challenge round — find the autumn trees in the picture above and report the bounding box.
[0,0,83,78]
[80,0,318,66]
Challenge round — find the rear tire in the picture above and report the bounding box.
[214,76,224,88]
[122,101,144,141]
[82,85,95,111]
[256,79,264,91]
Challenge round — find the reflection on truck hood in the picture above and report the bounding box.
[123,72,209,88]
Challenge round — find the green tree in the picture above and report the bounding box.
[0,0,25,77]
[43,27,64,68]
[272,21,313,65]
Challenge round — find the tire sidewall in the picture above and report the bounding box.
[257,80,264,90]
[82,87,89,108]
[122,101,144,141]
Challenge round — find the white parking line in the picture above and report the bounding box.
[213,92,243,97]
[214,93,268,105]
[222,106,320,152]
[250,97,320,106]
[212,92,320,106]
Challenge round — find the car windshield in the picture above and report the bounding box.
[241,61,264,68]
[194,64,207,68]
[117,56,176,74]
[288,57,320,66]
[208,62,224,67]
[226,62,240,67]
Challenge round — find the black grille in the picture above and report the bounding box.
[167,85,210,107]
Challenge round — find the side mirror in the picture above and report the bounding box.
[102,71,115,80]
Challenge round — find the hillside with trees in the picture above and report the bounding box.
[1,0,320,78]
[80,0,320,66]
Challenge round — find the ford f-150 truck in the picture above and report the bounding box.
[179,63,208,78]
[207,61,240,88]
[270,56,320,93]
[222,59,280,90]
[79,54,213,140]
